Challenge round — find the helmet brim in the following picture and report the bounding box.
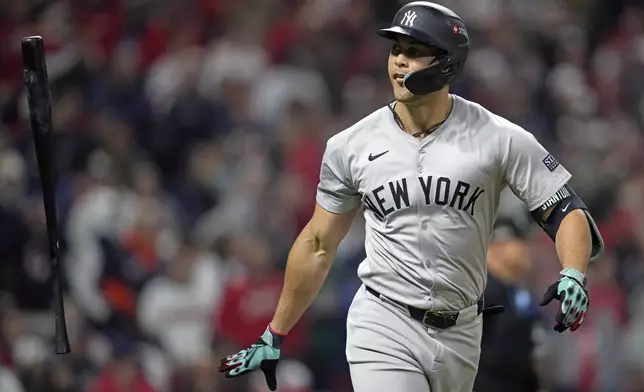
[376,26,446,51]
[376,26,415,41]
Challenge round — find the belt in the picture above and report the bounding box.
[365,286,504,330]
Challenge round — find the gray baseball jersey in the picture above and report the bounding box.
[316,94,571,312]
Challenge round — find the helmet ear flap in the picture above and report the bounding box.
[403,54,466,95]
[441,58,466,82]
[450,58,467,80]
[444,56,464,72]
[441,58,454,75]
[454,59,466,70]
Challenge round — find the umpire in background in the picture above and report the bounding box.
[474,191,546,392]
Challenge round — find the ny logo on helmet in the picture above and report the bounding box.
[401,10,418,27]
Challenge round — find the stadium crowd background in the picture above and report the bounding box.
[0,0,643,391]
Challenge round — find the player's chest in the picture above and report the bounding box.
[353,140,496,217]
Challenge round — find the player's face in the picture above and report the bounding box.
[388,37,441,102]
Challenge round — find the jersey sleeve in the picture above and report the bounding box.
[499,127,571,211]
[316,135,361,213]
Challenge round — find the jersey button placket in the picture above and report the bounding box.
[417,145,433,307]
[417,147,425,173]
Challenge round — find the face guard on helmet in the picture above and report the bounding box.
[377,1,470,95]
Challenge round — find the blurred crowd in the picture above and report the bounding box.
[0,0,643,391]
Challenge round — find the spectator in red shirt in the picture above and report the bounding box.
[279,101,325,233]
[87,335,156,392]
[214,232,307,356]
[576,254,629,392]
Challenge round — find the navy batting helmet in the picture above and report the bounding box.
[377,1,469,95]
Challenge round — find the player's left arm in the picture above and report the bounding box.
[532,184,604,269]
[530,184,603,332]
[544,206,591,274]
[500,126,604,333]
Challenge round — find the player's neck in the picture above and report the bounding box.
[395,90,452,136]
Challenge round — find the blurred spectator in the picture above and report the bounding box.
[0,365,24,392]
[158,57,232,181]
[277,100,325,232]
[87,40,152,150]
[64,161,130,325]
[198,15,268,104]
[87,336,156,392]
[137,241,224,367]
[169,142,222,230]
[572,254,629,391]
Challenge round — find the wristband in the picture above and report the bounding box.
[266,324,286,348]
[560,267,587,287]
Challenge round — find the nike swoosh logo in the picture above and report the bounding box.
[562,202,571,212]
[368,151,389,161]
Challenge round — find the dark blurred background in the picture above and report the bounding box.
[0,0,643,391]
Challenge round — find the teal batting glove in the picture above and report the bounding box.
[218,325,284,391]
[540,267,589,333]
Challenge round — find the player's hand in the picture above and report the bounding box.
[218,325,284,391]
[539,267,589,333]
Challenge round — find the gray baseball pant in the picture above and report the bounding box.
[346,284,483,392]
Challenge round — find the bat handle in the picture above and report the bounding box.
[55,322,71,354]
[52,256,71,354]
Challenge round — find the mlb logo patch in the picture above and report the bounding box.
[543,154,560,172]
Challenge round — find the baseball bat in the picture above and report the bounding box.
[21,36,71,355]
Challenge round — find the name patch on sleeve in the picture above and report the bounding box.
[542,154,560,172]
[540,185,571,211]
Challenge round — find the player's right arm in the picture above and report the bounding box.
[219,132,360,390]
[271,132,361,334]
[270,202,358,333]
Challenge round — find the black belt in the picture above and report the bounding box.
[365,286,504,330]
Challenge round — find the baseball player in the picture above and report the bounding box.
[218,2,605,392]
